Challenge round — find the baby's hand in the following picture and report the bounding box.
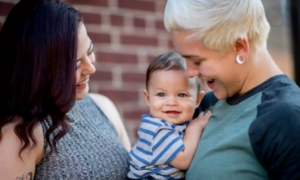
[189,111,211,131]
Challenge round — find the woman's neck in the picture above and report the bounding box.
[238,48,283,95]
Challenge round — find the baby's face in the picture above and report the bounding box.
[144,69,200,124]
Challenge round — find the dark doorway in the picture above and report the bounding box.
[289,0,300,86]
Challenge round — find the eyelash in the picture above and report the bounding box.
[194,61,200,66]
[76,48,94,69]
[87,49,94,56]
[157,93,165,97]
[178,93,187,97]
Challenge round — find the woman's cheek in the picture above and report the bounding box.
[75,70,80,84]
[198,64,210,76]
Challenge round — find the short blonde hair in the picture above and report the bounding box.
[164,0,270,52]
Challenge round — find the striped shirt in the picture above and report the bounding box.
[128,114,187,179]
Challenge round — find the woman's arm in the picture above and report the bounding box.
[249,103,300,179]
[89,93,131,151]
[0,121,44,180]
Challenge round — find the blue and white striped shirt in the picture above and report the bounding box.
[128,114,188,179]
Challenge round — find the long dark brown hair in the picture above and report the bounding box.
[0,0,82,155]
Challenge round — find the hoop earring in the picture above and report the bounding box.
[236,54,245,64]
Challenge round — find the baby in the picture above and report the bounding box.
[127,52,211,179]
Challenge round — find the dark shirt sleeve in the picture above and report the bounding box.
[249,102,300,180]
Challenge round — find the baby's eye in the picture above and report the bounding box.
[157,93,165,97]
[178,93,187,97]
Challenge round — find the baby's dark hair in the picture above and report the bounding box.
[146,52,201,92]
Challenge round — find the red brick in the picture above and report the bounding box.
[133,18,146,28]
[65,0,108,6]
[156,1,167,13]
[88,33,110,43]
[0,2,14,16]
[123,110,149,119]
[118,0,155,12]
[99,90,139,102]
[121,35,158,46]
[110,15,124,26]
[122,72,146,83]
[169,39,174,49]
[96,52,138,64]
[92,71,112,81]
[156,20,166,31]
[147,56,157,63]
[82,13,101,24]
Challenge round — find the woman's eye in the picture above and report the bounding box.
[178,93,187,97]
[157,93,165,97]
[194,61,200,66]
[76,62,81,69]
[88,49,94,56]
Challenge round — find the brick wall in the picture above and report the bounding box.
[66,0,174,143]
[0,0,295,144]
[0,0,174,144]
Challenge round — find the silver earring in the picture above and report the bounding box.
[236,54,245,64]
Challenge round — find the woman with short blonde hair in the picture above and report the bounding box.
[0,0,130,179]
[165,0,300,179]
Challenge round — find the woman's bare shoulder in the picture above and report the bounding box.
[88,93,131,151]
[0,119,44,179]
[88,93,122,128]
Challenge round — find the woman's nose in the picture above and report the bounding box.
[185,60,200,78]
[186,69,200,78]
[82,55,96,75]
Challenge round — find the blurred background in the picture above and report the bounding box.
[0,0,294,144]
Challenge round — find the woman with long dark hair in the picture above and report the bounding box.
[0,0,130,179]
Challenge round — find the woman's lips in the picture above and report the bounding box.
[76,83,87,89]
[76,78,89,89]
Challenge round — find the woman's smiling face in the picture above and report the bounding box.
[75,24,96,100]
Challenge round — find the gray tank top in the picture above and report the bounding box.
[35,95,130,180]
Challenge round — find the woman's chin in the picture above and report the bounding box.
[213,89,229,100]
[76,85,89,100]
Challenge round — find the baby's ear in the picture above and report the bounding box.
[143,89,150,107]
[196,91,205,108]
